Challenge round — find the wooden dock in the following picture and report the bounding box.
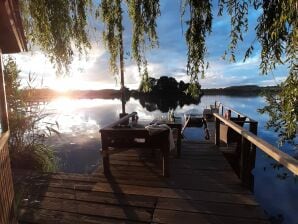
[16,139,269,224]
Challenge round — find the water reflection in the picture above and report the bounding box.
[133,93,201,112]
[43,95,297,224]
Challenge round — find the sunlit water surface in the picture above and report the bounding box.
[42,95,297,224]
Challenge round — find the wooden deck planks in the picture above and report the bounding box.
[156,198,266,219]
[17,139,268,224]
[153,209,269,224]
[19,208,145,224]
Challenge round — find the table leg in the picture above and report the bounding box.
[101,135,111,176]
[162,151,169,177]
[102,149,110,175]
[177,127,181,158]
[162,137,170,177]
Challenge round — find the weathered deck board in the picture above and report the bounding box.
[16,139,268,224]
[153,209,269,224]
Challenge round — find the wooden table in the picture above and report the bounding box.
[100,113,171,176]
[100,127,170,176]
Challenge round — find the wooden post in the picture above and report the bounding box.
[118,1,126,116]
[0,51,17,224]
[248,121,258,191]
[240,121,257,192]
[0,50,9,132]
[101,132,110,176]
[240,136,250,188]
[215,117,220,146]
[162,150,169,177]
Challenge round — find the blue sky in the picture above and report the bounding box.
[13,0,288,90]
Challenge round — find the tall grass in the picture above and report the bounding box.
[4,57,58,172]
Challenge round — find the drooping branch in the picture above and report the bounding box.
[20,0,92,74]
[181,0,212,95]
[127,0,160,72]
[97,0,123,75]
[256,0,297,75]
[98,0,160,77]
[217,0,297,75]
[258,68,297,146]
[218,0,251,62]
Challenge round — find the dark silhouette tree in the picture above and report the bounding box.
[155,76,178,94]
[178,81,188,92]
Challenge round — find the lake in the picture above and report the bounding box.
[43,95,297,224]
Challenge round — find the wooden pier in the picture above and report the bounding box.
[16,138,269,223]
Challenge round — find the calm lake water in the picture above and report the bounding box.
[43,95,297,224]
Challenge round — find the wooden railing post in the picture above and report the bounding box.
[215,117,220,146]
[240,136,250,188]
[248,121,258,191]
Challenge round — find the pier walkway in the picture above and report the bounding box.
[16,139,269,224]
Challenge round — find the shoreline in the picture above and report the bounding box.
[22,85,279,101]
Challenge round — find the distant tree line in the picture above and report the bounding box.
[202,85,280,96]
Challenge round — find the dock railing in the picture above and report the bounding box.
[214,101,257,123]
[214,113,298,191]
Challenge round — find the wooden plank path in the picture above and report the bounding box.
[16,140,269,224]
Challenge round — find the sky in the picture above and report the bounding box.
[12,0,288,91]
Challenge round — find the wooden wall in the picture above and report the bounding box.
[0,1,27,221]
[0,133,16,224]
[0,50,16,224]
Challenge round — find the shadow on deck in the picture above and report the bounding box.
[14,138,269,224]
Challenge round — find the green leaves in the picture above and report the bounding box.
[97,0,160,80]
[139,66,152,92]
[127,0,160,73]
[218,0,250,63]
[256,0,294,74]
[20,0,92,75]
[259,70,297,146]
[97,0,122,75]
[181,0,212,82]
[217,0,297,75]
